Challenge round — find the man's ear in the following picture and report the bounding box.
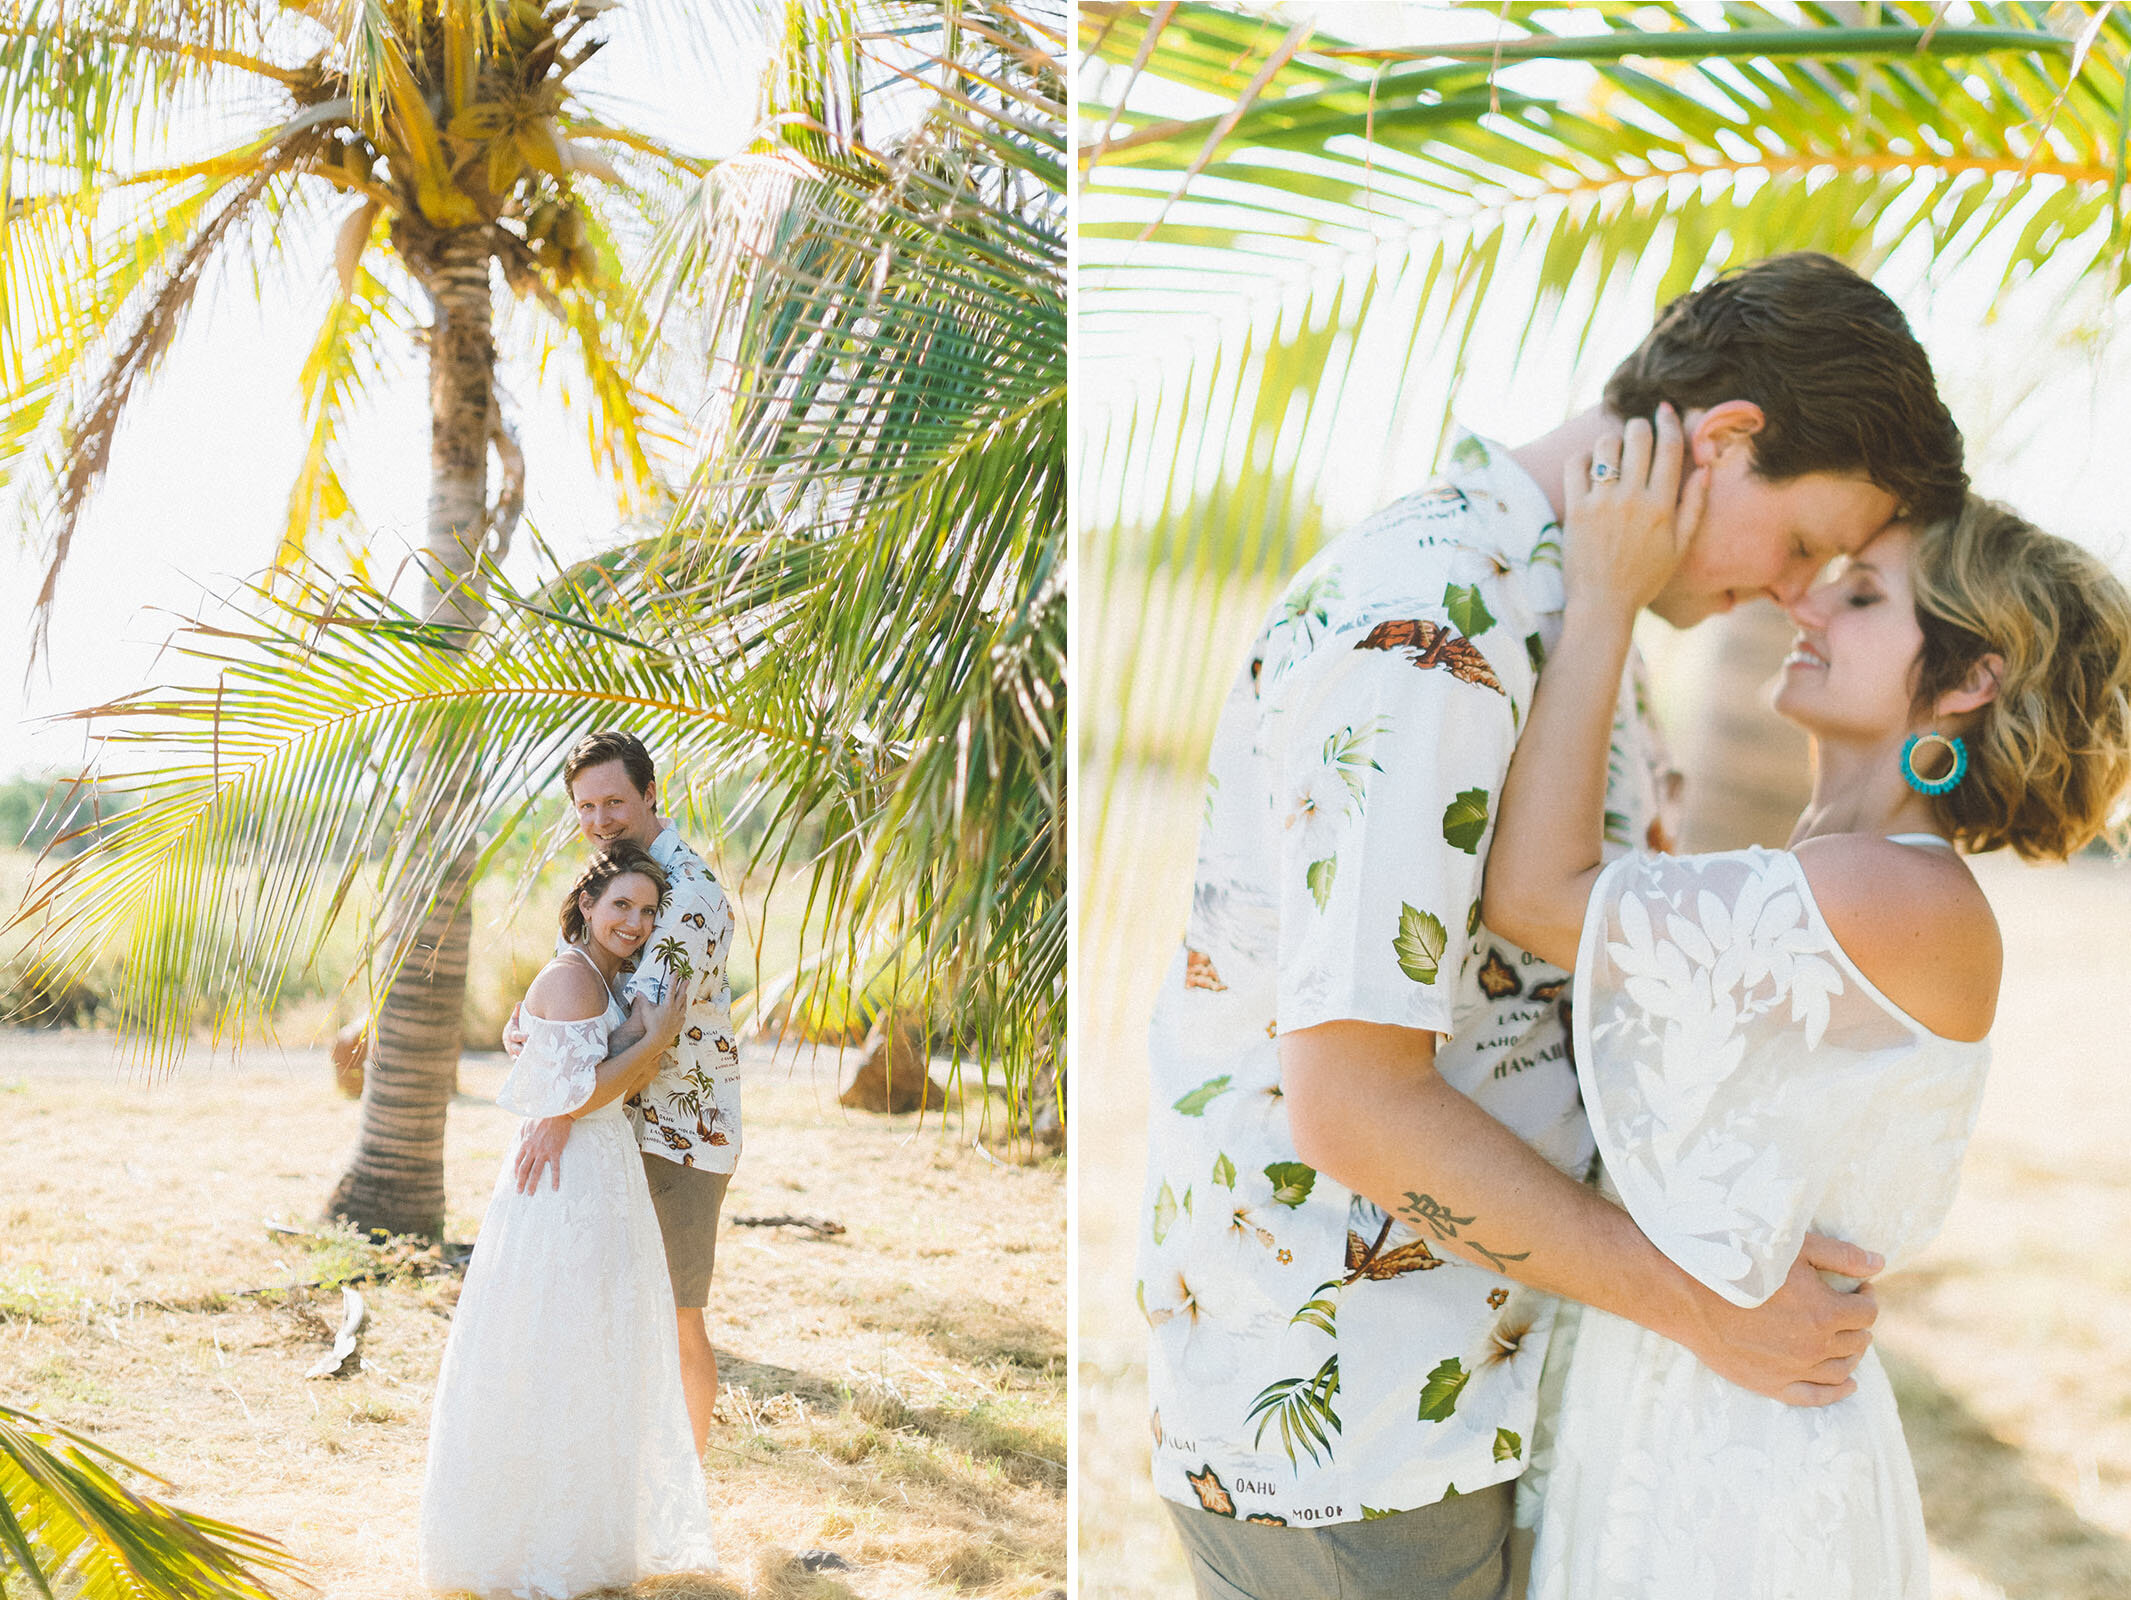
[644,779,658,813]
[1686,399,1765,469]
[1937,652,2005,718]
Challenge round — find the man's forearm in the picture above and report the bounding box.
[1284,1021,1882,1405]
[1285,1021,1701,1338]
[570,1020,678,1118]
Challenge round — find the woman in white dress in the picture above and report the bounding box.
[1482,406,2131,1599]
[419,842,718,1598]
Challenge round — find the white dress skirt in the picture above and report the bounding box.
[418,975,718,1598]
[1520,847,1990,1600]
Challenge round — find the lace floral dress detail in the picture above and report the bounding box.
[1521,848,1989,1600]
[418,968,717,1597]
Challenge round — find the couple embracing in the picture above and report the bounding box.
[1141,253,2131,1597]
[417,730,738,1597]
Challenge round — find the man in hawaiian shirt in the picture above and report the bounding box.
[1141,255,1969,1597]
[511,730,740,1455]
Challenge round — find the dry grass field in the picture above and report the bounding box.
[1078,768,2131,1600]
[0,1036,1065,1600]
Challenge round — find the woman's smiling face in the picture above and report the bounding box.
[1770,523,1931,742]
[579,870,661,961]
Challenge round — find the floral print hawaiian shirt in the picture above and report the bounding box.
[622,823,742,1174]
[1139,431,1676,1529]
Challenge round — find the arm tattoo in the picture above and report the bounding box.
[1399,1191,1531,1272]
[1401,1192,1473,1240]
[1465,1238,1532,1272]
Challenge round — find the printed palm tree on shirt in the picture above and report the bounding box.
[1278,571,1342,650]
[1247,1281,1343,1470]
[1246,1353,1342,1471]
[649,935,695,992]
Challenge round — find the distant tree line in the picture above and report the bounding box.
[0,775,135,860]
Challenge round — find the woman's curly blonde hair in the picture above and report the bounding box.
[1910,497,2131,860]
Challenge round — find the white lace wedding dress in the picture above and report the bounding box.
[1520,845,1990,1600]
[418,951,717,1597]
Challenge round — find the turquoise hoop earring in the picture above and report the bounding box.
[1901,732,1968,796]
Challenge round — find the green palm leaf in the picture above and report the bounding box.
[643,0,1067,1096]
[12,527,1058,1092]
[0,1402,302,1600]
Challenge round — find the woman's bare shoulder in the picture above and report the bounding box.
[522,956,608,1023]
[1793,833,2002,1041]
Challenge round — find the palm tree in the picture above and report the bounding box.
[1076,0,2131,905]
[0,1402,301,1599]
[0,0,745,1235]
[5,0,1066,1234]
[0,0,716,1238]
[647,0,1066,1122]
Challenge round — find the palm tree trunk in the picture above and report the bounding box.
[326,227,495,1239]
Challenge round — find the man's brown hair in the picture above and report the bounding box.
[563,730,655,797]
[1605,253,1966,522]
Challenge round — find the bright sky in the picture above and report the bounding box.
[1,7,772,783]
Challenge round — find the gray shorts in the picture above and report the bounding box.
[1167,1482,1512,1600]
[640,1155,729,1310]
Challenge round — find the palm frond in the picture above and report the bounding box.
[641,0,1067,1080]
[281,255,408,566]
[8,567,686,1067]
[0,1401,303,1600]
[523,213,684,505]
[28,155,305,655]
[9,537,1055,1079]
[0,153,261,475]
[0,0,303,180]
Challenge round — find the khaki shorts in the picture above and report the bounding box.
[1167,1482,1512,1600]
[640,1155,729,1310]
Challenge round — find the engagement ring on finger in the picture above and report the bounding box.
[1589,460,1619,483]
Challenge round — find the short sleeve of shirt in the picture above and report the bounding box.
[1270,624,1518,1039]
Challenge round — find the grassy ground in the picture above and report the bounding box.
[1078,767,2131,1600]
[0,1034,1065,1600]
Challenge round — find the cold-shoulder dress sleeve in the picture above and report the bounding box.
[494,1014,608,1118]
[1571,847,1990,1308]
